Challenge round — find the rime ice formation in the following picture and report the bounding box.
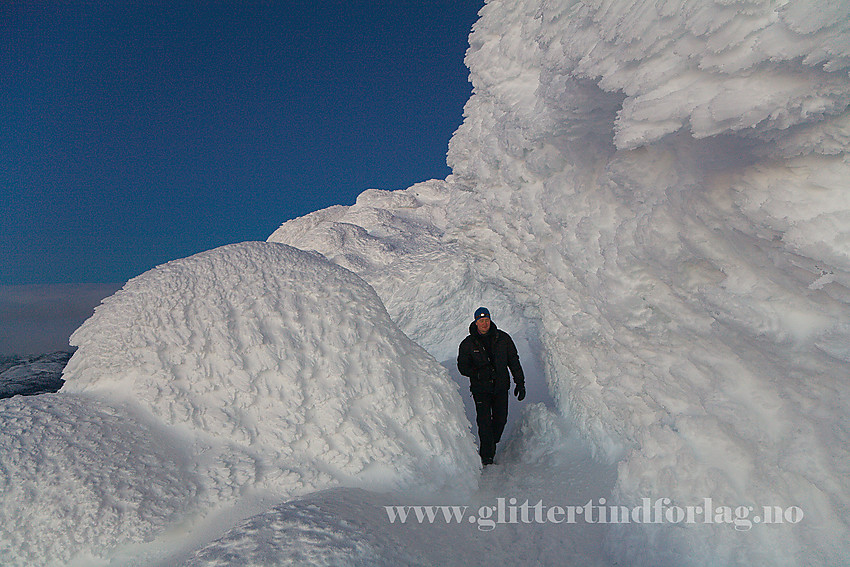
[63,242,478,498]
[0,242,477,565]
[3,1,850,565]
[0,394,202,566]
[269,1,850,564]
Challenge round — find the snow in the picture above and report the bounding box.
[1,242,478,565]
[178,404,616,567]
[0,351,69,398]
[0,394,202,566]
[4,0,850,565]
[268,0,850,564]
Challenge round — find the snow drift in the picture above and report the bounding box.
[269,1,850,564]
[0,394,202,565]
[1,242,477,565]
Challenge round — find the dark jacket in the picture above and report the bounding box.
[457,321,525,396]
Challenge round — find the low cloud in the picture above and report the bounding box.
[0,284,121,356]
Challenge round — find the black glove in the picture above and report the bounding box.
[514,383,526,401]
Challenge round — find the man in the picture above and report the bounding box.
[457,307,526,465]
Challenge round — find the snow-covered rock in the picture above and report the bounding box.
[180,488,426,567]
[269,181,535,362]
[0,351,70,398]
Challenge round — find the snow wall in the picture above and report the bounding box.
[269,1,850,565]
[0,242,478,565]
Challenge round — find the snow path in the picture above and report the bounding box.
[166,352,617,567]
[450,356,618,567]
[171,409,618,567]
[471,429,618,566]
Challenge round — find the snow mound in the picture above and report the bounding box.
[181,488,425,567]
[0,394,202,566]
[2,242,479,564]
[63,242,478,501]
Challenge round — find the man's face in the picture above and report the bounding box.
[476,316,491,334]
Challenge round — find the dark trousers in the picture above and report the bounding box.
[473,388,509,464]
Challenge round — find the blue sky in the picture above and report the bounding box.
[2,1,483,285]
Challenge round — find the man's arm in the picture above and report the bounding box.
[457,338,474,378]
[506,334,525,385]
[506,334,526,401]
